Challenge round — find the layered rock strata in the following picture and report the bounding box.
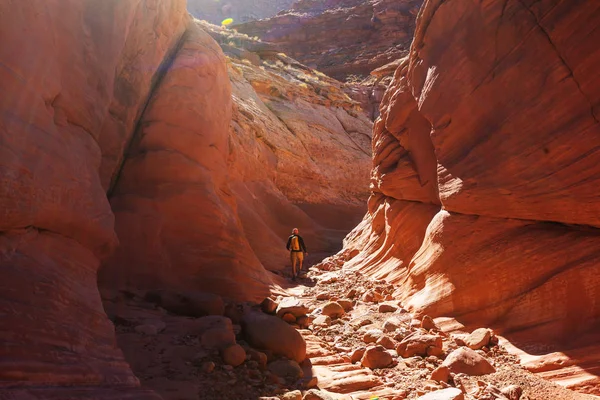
[342,0,600,346]
[235,0,423,80]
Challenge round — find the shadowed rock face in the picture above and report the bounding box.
[0,0,189,396]
[0,1,371,394]
[235,0,423,80]
[343,0,600,345]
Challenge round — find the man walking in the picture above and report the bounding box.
[286,228,307,281]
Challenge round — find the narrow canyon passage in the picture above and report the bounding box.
[2,0,600,400]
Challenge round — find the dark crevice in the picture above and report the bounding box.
[106,27,191,198]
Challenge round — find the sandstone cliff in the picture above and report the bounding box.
[0,1,371,395]
[338,0,600,383]
[235,0,422,80]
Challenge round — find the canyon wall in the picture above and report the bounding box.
[235,0,423,80]
[341,0,600,345]
[0,0,189,396]
[0,1,371,395]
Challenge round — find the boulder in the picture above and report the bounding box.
[313,315,331,327]
[417,388,464,400]
[501,385,523,400]
[337,299,354,311]
[321,302,345,319]
[276,297,310,318]
[201,328,236,349]
[145,290,224,317]
[442,347,496,376]
[363,329,384,344]
[465,328,492,350]
[396,332,443,358]
[430,365,450,383]
[360,345,393,369]
[376,335,396,350]
[221,344,246,367]
[267,359,304,379]
[421,315,438,331]
[242,310,306,362]
[378,303,399,313]
[281,390,303,400]
[350,347,366,363]
[303,389,335,400]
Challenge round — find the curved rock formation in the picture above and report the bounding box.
[1,1,371,394]
[343,0,600,349]
[0,0,189,396]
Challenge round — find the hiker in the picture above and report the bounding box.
[286,228,307,280]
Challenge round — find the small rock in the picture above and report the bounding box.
[442,347,496,376]
[303,389,335,400]
[297,316,310,328]
[383,318,401,333]
[282,313,297,324]
[430,365,450,383]
[362,290,383,303]
[337,299,354,311]
[346,288,357,298]
[376,335,396,350]
[363,329,384,344]
[396,332,443,358]
[312,315,331,327]
[321,302,345,319]
[501,385,523,400]
[316,292,330,300]
[417,388,464,400]
[267,359,304,379]
[246,348,268,368]
[134,324,159,336]
[200,361,215,373]
[221,344,246,367]
[350,347,366,363]
[421,315,438,331]
[361,345,393,369]
[465,328,492,350]
[276,297,309,318]
[378,303,398,313]
[281,390,302,400]
[261,298,279,314]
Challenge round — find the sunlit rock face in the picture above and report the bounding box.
[235,0,423,81]
[342,0,600,345]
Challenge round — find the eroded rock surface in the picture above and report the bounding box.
[339,0,600,394]
[235,0,422,80]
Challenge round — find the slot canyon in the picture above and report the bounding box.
[1,0,599,399]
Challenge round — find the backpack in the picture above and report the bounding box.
[290,235,300,251]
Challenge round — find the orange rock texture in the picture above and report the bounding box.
[0,0,188,396]
[342,0,600,345]
[235,0,423,80]
[1,1,371,394]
